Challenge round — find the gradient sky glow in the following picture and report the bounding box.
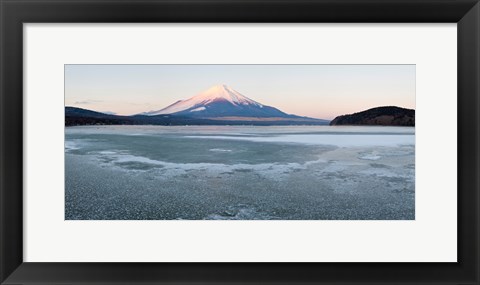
[65,64,415,120]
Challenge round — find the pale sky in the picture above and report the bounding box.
[65,64,415,120]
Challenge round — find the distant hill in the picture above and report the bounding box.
[66,85,331,126]
[329,106,415,126]
[65,106,329,126]
[65,107,213,126]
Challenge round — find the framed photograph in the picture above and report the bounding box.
[1,0,479,284]
[64,64,416,221]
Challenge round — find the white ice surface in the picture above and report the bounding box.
[185,134,414,147]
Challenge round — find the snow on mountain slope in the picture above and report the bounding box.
[144,85,267,116]
[140,84,329,121]
[190,106,206,112]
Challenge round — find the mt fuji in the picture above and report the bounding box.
[66,85,330,126]
[142,85,321,121]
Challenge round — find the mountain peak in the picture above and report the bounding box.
[147,85,264,115]
[196,84,262,107]
[121,85,328,123]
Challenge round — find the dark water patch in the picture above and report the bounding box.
[114,161,164,171]
[385,176,408,183]
[235,168,252,173]
[370,163,390,168]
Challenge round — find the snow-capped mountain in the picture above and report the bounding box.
[143,85,298,118]
[66,85,330,125]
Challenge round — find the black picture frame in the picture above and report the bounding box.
[1,0,479,284]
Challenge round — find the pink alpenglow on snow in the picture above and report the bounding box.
[144,85,264,116]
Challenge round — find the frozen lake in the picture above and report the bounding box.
[65,125,415,220]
